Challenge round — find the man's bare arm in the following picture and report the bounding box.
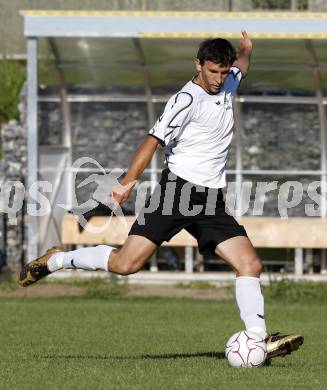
[232,30,253,78]
[110,135,161,205]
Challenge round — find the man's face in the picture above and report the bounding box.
[194,59,230,94]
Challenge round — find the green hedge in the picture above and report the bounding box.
[0,60,26,125]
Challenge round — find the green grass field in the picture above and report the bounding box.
[0,283,326,390]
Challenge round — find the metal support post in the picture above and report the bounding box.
[321,249,327,274]
[185,246,193,273]
[304,248,313,274]
[48,38,73,208]
[294,248,303,276]
[133,38,158,272]
[195,248,204,272]
[305,40,327,274]
[27,38,38,261]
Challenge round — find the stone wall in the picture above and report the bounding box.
[0,84,27,271]
[240,103,321,217]
[0,160,6,271]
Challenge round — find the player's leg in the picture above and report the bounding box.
[215,235,262,276]
[215,236,266,338]
[108,235,157,275]
[17,235,157,287]
[215,236,303,359]
[53,234,157,275]
[17,167,187,287]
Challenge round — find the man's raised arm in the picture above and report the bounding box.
[233,30,253,78]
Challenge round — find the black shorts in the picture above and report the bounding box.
[129,168,247,256]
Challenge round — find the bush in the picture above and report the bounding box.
[0,60,26,125]
[264,278,327,303]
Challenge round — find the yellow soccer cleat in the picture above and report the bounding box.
[17,246,63,288]
[266,332,304,360]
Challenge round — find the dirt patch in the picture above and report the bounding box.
[0,282,233,300]
[125,284,233,300]
[0,284,84,298]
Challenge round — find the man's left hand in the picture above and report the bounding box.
[237,30,253,54]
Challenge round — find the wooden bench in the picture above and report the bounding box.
[61,214,327,274]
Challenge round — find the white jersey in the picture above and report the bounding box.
[149,67,242,189]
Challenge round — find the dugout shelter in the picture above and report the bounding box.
[21,10,327,277]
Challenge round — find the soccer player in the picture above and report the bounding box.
[18,31,303,361]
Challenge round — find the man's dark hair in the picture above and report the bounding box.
[197,38,237,66]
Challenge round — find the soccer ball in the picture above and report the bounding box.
[225,330,267,368]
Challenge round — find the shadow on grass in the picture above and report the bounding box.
[38,351,225,361]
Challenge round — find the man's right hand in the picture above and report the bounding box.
[108,180,136,209]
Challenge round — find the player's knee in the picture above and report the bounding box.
[252,257,263,275]
[113,253,143,276]
[118,261,139,276]
[118,265,132,276]
[238,255,262,277]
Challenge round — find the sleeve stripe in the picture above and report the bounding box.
[229,68,242,80]
[148,133,165,146]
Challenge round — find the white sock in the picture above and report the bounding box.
[235,276,267,339]
[47,252,65,272]
[47,245,114,272]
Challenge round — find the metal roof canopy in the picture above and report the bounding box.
[22,10,327,39]
[21,11,327,263]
